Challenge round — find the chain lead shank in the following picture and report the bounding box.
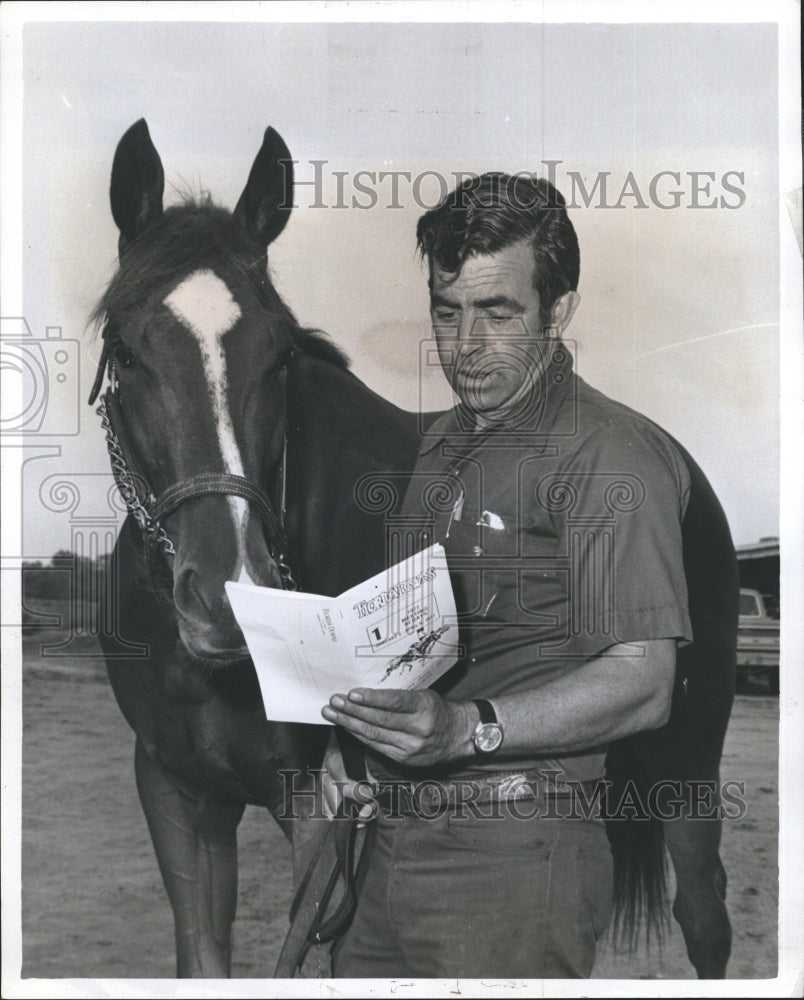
[97,387,297,590]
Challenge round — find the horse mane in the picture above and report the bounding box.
[90,194,351,371]
[292,326,350,370]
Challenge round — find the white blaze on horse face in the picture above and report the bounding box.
[164,269,257,585]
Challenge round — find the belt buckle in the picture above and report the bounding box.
[490,772,533,803]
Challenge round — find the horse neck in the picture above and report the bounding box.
[283,350,421,595]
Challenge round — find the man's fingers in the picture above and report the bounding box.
[325,697,426,735]
[320,688,459,767]
[321,738,346,816]
[323,704,402,742]
[320,769,342,818]
[322,706,410,755]
[347,688,422,712]
[321,739,369,816]
[320,771,377,826]
[323,745,348,783]
[321,771,371,815]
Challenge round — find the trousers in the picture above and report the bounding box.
[332,796,614,978]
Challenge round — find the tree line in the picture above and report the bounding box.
[22,551,114,602]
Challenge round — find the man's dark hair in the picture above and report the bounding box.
[416,173,580,324]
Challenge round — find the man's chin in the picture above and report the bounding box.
[454,386,511,417]
[455,390,540,431]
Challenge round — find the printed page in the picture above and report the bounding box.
[225,585,360,724]
[225,544,460,723]
[340,543,460,690]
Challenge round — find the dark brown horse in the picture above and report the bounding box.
[91,119,737,978]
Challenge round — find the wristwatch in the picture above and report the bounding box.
[472,698,504,755]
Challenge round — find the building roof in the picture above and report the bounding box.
[736,537,780,560]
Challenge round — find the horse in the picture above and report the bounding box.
[90,118,738,979]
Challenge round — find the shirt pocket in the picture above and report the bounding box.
[439,508,525,623]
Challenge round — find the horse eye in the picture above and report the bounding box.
[114,341,136,370]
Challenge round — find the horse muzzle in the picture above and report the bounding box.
[177,619,251,664]
[168,497,286,662]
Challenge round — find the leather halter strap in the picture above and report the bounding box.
[150,472,283,537]
[95,346,296,589]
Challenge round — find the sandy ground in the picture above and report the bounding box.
[16,629,779,984]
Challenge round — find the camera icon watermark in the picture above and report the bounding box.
[0,317,80,436]
[417,326,579,443]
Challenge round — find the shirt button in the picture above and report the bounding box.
[473,545,483,557]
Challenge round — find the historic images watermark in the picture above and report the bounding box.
[280,160,747,212]
[278,768,748,823]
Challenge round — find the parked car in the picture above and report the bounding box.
[736,588,780,693]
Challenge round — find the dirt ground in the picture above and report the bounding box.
[15,629,779,985]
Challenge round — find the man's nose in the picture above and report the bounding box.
[461,313,494,342]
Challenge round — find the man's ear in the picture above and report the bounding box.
[547,291,580,337]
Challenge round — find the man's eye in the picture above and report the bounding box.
[433,311,458,323]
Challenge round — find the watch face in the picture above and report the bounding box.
[475,723,503,753]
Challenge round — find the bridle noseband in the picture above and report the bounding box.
[90,332,298,592]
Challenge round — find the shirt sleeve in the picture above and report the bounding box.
[549,418,693,659]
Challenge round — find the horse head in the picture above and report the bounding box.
[94,119,297,662]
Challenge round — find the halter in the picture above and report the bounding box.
[90,332,298,592]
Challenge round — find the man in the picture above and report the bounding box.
[319,173,692,978]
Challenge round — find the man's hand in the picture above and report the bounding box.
[320,733,375,823]
[321,688,477,767]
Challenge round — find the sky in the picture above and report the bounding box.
[2,11,792,563]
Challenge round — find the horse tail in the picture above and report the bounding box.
[604,736,670,951]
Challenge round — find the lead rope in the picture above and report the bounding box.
[271,447,297,590]
[275,369,298,592]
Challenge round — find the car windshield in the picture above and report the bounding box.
[738,591,780,619]
[739,592,760,616]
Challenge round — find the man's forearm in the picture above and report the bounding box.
[321,638,676,768]
[486,638,676,759]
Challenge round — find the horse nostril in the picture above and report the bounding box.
[189,576,216,615]
[175,568,225,620]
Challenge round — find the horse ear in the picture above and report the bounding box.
[234,126,294,246]
[110,119,164,252]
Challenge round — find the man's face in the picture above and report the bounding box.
[429,239,555,426]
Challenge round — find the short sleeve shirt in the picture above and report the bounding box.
[393,348,692,781]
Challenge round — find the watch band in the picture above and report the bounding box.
[473,698,498,725]
[471,698,504,755]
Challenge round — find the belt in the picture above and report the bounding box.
[372,770,604,815]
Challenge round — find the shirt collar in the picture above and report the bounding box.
[419,345,576,454]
